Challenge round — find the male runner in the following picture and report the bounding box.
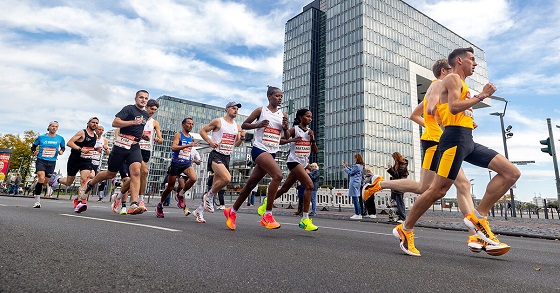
[50,117,99,212]
[197,101,245,222]
[392,47,520,256]
[113,99,163,213]
[30,121,65,208]
[155,118,198,218]
[79,90,151,215]
[90,125,110,176]
[366,59,503,255]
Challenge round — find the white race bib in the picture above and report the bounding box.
[218,133,236,155]
[114,134,135,150]
[42,147,56,158]
[295,140,311,157]
[262,126,281,147]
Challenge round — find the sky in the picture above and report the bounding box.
[1,0,559,202]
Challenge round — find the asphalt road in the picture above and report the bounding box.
[1,196,559,292]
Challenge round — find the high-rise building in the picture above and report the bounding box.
[283,0,490,188]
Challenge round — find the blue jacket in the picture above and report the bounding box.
[344,164,363,197]
[309,169,320,190]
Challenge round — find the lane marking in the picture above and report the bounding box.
[281,222,393,236]
[60,214,181,232]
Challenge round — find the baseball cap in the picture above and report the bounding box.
[88,116,99,122]
[225,102,241,108]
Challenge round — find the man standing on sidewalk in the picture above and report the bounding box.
[79,90,150,215]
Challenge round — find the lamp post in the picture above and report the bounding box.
[470,178,474,198]
[489,96,516,217]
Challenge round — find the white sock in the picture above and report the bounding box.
[302,212,309,219]
[264,210,272,216]
[138,195,144,202]
[231,207,237,213]
[474,209,484,218]
[35,195,40,203]
[197,204,204,212]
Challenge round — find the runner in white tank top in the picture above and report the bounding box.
[271,108,318,231]
[198,101,246,221]
[223,86,289,231]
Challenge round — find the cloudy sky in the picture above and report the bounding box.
[1,0,559,202]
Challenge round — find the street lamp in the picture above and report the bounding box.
[489,96,516,217]
[470,178,474,198]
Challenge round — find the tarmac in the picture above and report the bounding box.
[3,192,559,240]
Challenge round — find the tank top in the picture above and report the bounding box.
[211,118,239,156]
[139,117,154,151]
[253,106,284,153]
[70,129,97,160]
[171,132,193,164]
[286,126,312,167]
[91,136,106,166]
[439,80,474,129]
[420,80,443,142]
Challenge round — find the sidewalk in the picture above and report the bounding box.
[3,193,559,240]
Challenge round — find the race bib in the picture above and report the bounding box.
[139,130,152,150]
[218,133,236,155]
[295,140,311,157]
[41,147,56,158]
[179,148,191,161]
[262,126,281,147]
[80,147,95,159]
[114,133,135,150]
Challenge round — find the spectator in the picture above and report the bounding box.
[248,185,257,206]
[308,163,320,216]
[387,152,409,223]
[294,180,305,216]
[343,153,364,220]
[97,181,106,201]
[12,173,22,195]
[362,168,377,218]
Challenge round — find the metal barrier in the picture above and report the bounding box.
[331,189,353,208]
[316,188,332,209]
[275,188,298,208]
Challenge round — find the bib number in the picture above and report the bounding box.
[42,147,56,158]
[114,134,135,150]
[262,126,281,147]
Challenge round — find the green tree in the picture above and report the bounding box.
[0,130,39,180]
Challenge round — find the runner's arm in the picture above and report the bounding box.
[200,118,220,148]
[153,120,163,144]
[241,107,265,130]
[66,130,85,152]
[409,103,424,127]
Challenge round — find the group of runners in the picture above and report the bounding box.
[28,46,520,257]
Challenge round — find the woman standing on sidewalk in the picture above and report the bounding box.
[344,154,364,220]
[387,152,409,223]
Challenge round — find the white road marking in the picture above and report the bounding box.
[60,214,181,232]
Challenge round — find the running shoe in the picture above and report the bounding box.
[257,197,267,216]
[299,218,318,231]
[111,195,121,213]
[127,204,143,215]
[74,202,87,213]
[155,203,164,218]
[393,224,421,256]
[363,175,384,200]
[73,199,79,209]
[78,179,92,199]
[260,213,281,229]
[33,202,41,208]
[139,200,147,212]
[217,205,225,210]
[463,211,501,246]
[467,235,511,256]
[194,209,206,223]
[176,195,186,209]
[48,174,62,189]
[183,207,192,217]
[119,206,127,215]
[224,207,236,230]
[203,191,214,213]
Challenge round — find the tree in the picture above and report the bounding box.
[0,130,39,180]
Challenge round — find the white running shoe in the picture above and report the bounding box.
[119,206,127,215]
[33,202,41,208]
[203,191,214,213]
[350,214,362,220]
[194,209,206,223]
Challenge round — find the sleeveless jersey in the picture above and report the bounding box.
[69,129,97,160]
[171,132,193,164]
[253,106,284,153]
[439,80,474,129]
[420,80,443,142]
[91,136,106,166]
[286,126,312,167]
[34,134,65,162]
[139,117,154,151]
[211,118,238,156]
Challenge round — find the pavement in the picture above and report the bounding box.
[3,192,560,240]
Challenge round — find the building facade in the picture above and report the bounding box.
[283,0,490,188]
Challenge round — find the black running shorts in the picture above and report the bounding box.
[207,150,231,172]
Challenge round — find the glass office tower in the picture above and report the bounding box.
[283,0,489,187]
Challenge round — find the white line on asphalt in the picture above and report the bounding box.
[60,214,181,232]
[281,222,393,236]
[0,203,8,206]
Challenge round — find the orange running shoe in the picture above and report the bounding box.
[467,235,511,256]
[392,223,420,256]
[464,211,501,246]
[260,213,281,229]
[224,207,236,230]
